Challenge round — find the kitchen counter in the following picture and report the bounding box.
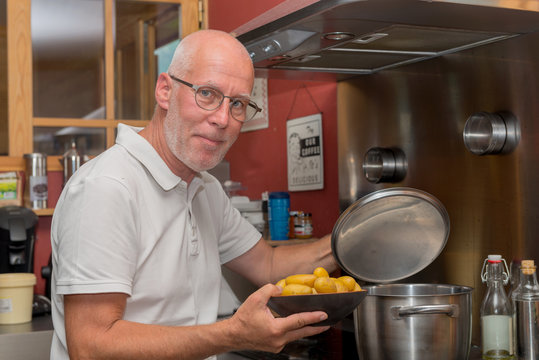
[0,314,483,359]
[0,314,53,360]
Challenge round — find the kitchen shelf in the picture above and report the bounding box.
[0,156,63,172]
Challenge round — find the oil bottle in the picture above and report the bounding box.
[480,254,514,359]
[512,259,539,360]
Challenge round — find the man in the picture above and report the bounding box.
[50,29,337,359]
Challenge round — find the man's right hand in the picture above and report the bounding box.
[224,283,330,353]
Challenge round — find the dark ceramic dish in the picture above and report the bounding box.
[267,290,367,326]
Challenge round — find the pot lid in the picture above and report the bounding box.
[331,187,450,283]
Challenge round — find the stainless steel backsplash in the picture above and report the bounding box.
[337,30,539,345]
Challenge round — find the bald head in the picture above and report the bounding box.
[168,30,254,80]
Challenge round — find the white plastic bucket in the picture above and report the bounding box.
[0,273,36,324]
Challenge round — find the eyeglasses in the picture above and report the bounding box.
[168,74,262,123]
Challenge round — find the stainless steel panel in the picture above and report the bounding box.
[337,30,539,345]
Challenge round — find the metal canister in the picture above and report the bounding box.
[23,153,48,209]
[60,140,82,187]
[514,299,539,359]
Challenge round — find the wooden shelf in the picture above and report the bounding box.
[0,155,62,172]
[32,208,54,216]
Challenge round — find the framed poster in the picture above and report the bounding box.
[241,78,269,133]
[287,113,324,191]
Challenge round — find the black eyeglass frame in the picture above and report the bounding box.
[168,74,262,123]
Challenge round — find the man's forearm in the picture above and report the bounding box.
[69,317,239,360]
[67,285,329,360]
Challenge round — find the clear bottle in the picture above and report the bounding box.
[512,260,539,360]
[508,259,522,358]
[480,254,514,359]
[508,259,522,302]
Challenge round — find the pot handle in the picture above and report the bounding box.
[390,304,459,320]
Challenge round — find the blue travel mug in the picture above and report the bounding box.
[268,192,290,240]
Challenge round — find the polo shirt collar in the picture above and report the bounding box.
[116,123,196,191]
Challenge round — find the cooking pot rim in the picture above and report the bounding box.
[363,283,473,297]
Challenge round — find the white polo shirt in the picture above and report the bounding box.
[50,124,261,359]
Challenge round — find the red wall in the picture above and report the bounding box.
[209,0,340,237]
[207,0,286,34]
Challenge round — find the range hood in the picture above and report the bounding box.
[236,0,539,77]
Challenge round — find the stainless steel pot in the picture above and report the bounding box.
[331,189,472,358]
[354,283,473,360]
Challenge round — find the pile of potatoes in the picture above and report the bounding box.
[276,267,362,295]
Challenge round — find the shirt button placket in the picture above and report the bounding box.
[187,204,199,256]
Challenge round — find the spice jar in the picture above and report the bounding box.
[288,211,298,239]
[294,212,313,239]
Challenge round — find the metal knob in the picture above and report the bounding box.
[463,111,520,155]
[363,147,407,183]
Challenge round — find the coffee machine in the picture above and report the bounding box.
[0,206,38,273]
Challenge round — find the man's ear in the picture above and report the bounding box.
[155,73,171,110]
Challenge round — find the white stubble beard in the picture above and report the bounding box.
[163,106,238,173]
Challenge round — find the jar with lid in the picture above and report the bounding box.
[288,211,299,239]
[294,212,313,239]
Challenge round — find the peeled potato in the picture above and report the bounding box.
[276,266,363,296]
[276,278,287,288]
[282,284,313,295]
[314,277,337,293]
[286,274,317,288]
[338,276,357,291]
[334,278,348,293]
[313,267,329,278]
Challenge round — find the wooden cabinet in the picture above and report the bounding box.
[0,0,203,172]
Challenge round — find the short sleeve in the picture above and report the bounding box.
[53,175,139,296]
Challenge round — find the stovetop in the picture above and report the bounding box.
[223,315,484,360]
[231,316,359,360]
